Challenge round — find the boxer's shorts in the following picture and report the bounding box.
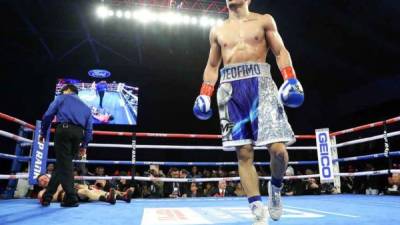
[217,62,295,149]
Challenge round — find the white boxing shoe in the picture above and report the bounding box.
[268,181,283,221]
[250,201,268,225]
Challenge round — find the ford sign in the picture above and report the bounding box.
[88,69,111,78]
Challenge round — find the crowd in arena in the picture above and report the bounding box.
[7,162,400,201]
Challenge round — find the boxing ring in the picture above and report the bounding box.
[0,112,400,225]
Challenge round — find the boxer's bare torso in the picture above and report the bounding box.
[211,13,273,65]
[203,10,289,84]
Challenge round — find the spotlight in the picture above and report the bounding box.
[124,11,131,19]
[135,9,155,24]
[155,12,165,23]
[96,6,222,29]
[164,12,180,25]
[116,10,123,18]
[190,17,198,25]
[182,15,190,25]
[173,13,183,25]
[96,6,109,18]
[208,18,216,26]
[200,16,209,27]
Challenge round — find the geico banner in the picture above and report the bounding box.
[315,128,334,183]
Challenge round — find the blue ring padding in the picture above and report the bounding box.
[0,151,399,166]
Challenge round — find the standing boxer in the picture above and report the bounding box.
[193,0,304,224]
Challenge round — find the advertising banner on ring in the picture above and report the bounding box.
[315,128,334,183]
[28,120,50,185]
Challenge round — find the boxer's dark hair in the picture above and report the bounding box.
[61,84,79,94]
[36,174,48,183]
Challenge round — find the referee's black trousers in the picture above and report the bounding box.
[44,124,83,202]
[99,91,105,108]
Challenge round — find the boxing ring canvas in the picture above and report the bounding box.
[1,195,399,225]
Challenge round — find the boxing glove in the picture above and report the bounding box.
[278,66,304,108]
[193,83,214,120]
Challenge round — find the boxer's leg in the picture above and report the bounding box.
[115,189,133,203]
[236,145,266,223]
[77,189,102,201]
[267,142,288,220]
[268,142,288,187]
[254,72,294,221]
[236,145,259,197]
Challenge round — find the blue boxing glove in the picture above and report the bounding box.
[193,95,212,120]
[193,83,214,120]
[278,67,304,108]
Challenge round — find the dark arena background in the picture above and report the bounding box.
[0,1,399,225]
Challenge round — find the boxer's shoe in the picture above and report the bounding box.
[250,201,268,225]
[268,181,283,221]
[107,188,116,205]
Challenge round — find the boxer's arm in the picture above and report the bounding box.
[38,189,45,200]
[203,27,222,86]
[265,14,304,107]
[193,28,221,120]
[264,14,295,78]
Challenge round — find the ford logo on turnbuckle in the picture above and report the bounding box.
[88,69,111,78]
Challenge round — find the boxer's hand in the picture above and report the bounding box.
[193,95,213,120]
[193,83,214,120]
[279,78,304,108]
[279,66,304,108]
[39,135,45,144]
[79,148,87,159]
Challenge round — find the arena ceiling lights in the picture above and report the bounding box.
[96,5,224,28]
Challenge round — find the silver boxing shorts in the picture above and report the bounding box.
[217,62,296,149]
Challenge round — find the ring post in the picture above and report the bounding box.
[131,131,137,185]
[330,135,341,193]
[383,121,392,176]
[4,126,28,198]
[28,120,50,185]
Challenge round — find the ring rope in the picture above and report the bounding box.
[336,151,400,163]
[0,130,317,150]
[0,152,317,166]
[1,112,396,140]
[0,112,316,139]
[1,169,399,182]
[0,130,32,143]
[3,129,400,151]
[330,115,400,137]
[1,151,399,167]
[332,130,400,148]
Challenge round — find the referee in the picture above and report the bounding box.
[40,84,93,207]
[96,80,107,108]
